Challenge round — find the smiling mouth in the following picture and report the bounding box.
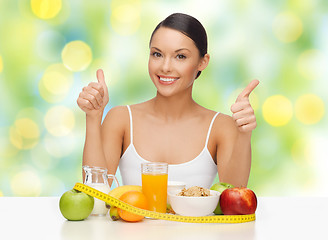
[158,75,179,84]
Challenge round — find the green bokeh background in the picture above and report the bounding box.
[0,0,327,197]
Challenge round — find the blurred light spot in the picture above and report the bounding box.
[297,49,327,80]
[9,118,40,150]
[61,40,92,72]
[44,132,75,158]
[15,118,39,139]
[291,138,313,166]
[0,128,19,158]
[0,55,3,72]
[0,191,3,197]
[110,0,141,35]
[11,170,41,196]
[36,30,66,62]
[31,0,62,19]
[273,12,303,43]
[295,94,325,124]
[262,95,293,126]
[288,0,315,13]
[16,107,44,129]
[9,127,23,150]
[39,63,73,103]
[44,106,75,136]
[43,64,73,94]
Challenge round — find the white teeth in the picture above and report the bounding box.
[160,77,178,82]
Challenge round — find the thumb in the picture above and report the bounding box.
[236,79,259,102]
[96,69,108,95]
[97,69,106,86]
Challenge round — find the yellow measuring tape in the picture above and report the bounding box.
[74,183,255,224]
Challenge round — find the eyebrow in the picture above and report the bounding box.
[151,47,191,53]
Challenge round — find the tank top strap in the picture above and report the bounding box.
[126,105,133,144]
[205,112,220,147]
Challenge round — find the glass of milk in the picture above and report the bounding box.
[83,166,119,216]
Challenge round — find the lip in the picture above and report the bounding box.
[157,75,179,85]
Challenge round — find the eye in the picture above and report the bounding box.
[176,54,186,60]
[152,52,162,58]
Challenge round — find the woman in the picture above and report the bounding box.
[77,13,259,188]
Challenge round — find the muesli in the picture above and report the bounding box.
[177,186,210,197]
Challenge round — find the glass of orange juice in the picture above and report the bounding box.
[141,162,168,213]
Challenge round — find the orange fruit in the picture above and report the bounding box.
[117,191,148,222]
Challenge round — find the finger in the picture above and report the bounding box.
[239,121,257,132]
[96,69,109,99]
[236,79,259,102]
[89,82,104,98]
[85,86,104,106]
[235,115,256,127]
[232,108,254,121]
[77,98,94,111]
[97,69,107,88]
[79,91,101,109]
[230,101,250,113]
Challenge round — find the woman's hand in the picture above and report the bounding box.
[77,69,109,117]
[231,80,259,133]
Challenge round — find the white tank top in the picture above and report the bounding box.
[118,105,219,188]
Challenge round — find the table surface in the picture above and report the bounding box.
[0,196,326,240]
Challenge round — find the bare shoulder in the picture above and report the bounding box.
[194,106,235,131]
[102,105,129,130]
[104,105,128,119]
[213,113,239,140]
[216,113,235,126]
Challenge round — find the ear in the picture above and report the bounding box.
[198,53,210,71]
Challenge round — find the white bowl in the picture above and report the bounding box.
[167,181,186,194]
[167,181,186,202]
[168,189,220,216]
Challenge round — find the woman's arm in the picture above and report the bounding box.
[77,69,109,168]
[82,106,125,181]
[101,106,127,175]
[78,70,124,177]
[216,80,259,187]
[216,120,252,187]
[83,114,106,168]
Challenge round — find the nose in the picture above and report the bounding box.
[162,57,172,73]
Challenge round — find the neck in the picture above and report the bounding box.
[152,89,196,121]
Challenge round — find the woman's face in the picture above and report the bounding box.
[148,27,209,97]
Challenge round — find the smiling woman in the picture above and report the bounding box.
[148,27,209,97]
[149,13,208,79]
[77,13,259,189]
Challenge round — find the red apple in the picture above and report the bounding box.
[219,187,257,215]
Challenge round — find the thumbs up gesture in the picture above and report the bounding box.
[230,80,259,132]
[77,69,109,116]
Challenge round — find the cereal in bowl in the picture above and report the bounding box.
[177,186,210,197]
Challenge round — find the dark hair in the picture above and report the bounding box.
[149,13,208,79]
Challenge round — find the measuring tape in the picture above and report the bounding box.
[73,183,255,224]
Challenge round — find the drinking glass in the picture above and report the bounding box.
[141,162,168,213]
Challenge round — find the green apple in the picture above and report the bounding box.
[210,182,234,215]
[59,189,94,221]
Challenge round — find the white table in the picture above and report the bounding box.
[0,197,326,240]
